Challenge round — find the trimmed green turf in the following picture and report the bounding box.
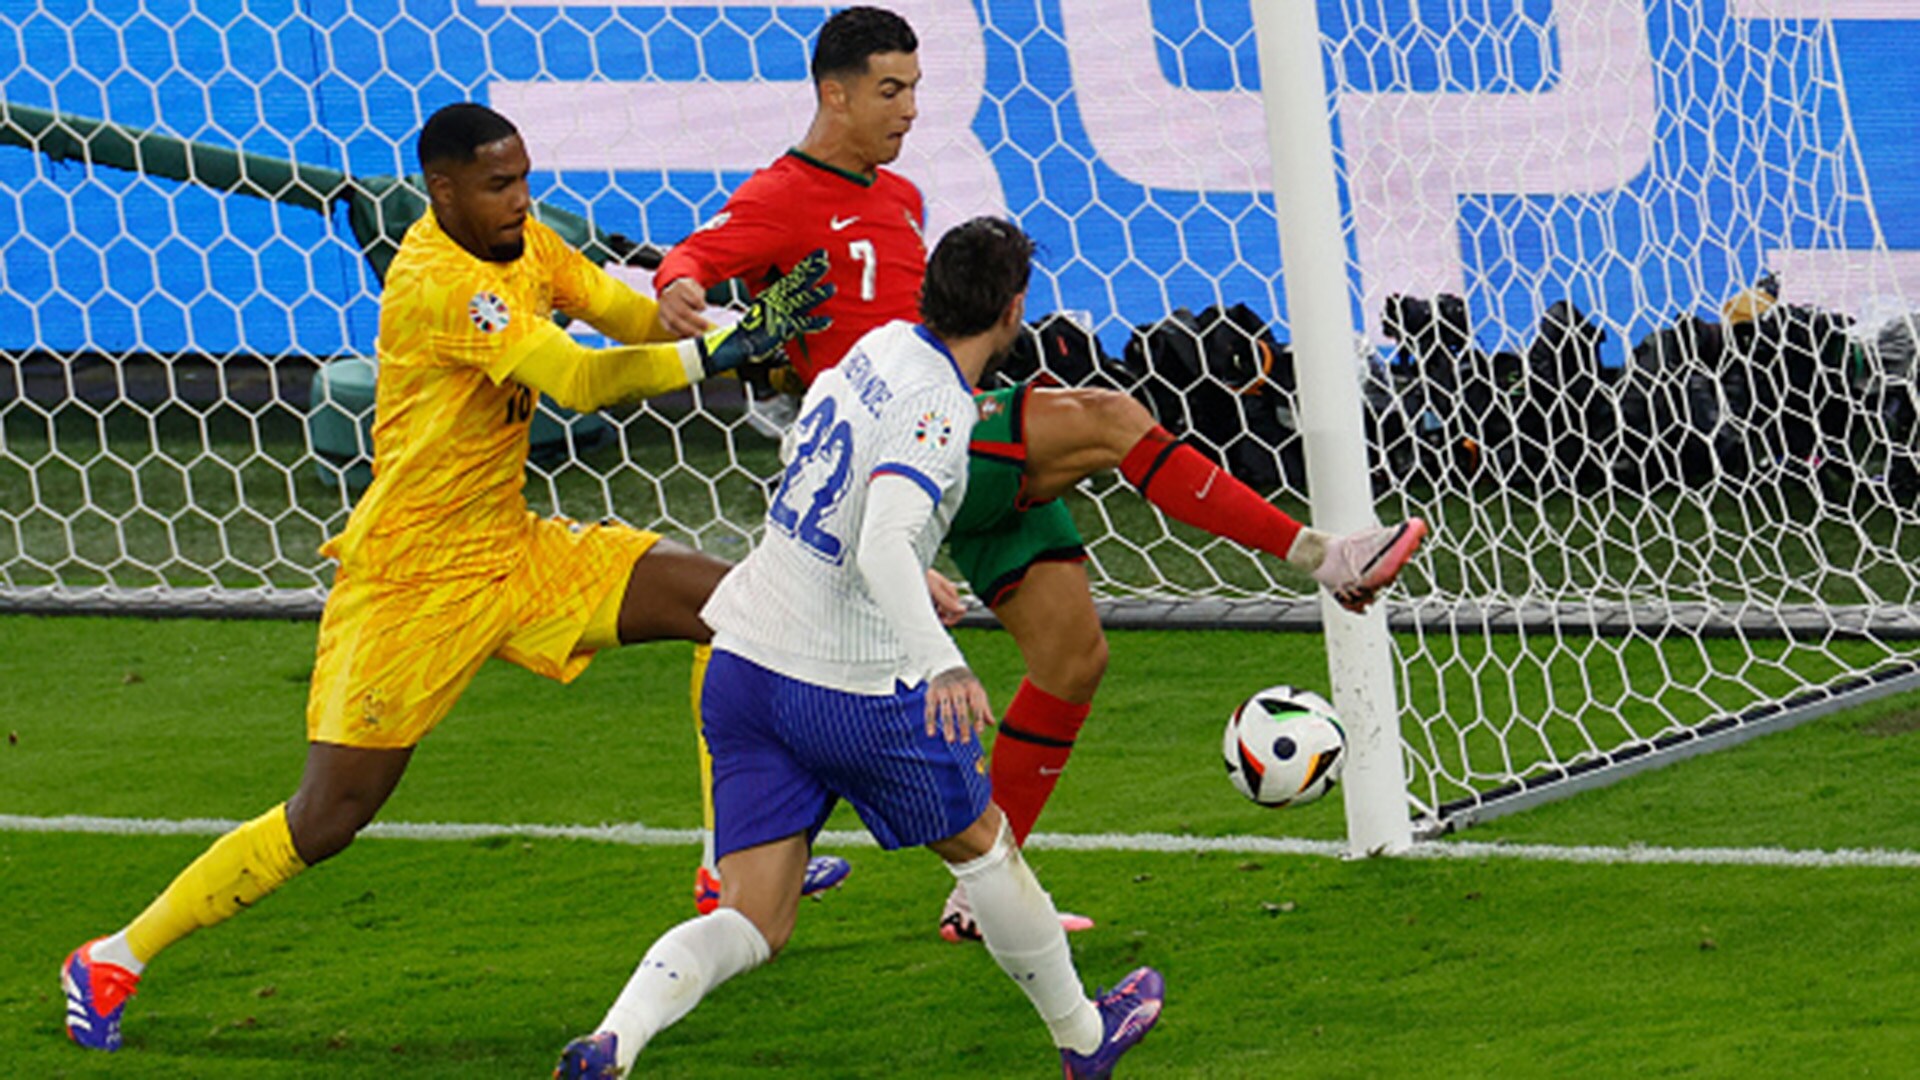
[3,614,1919,1077]
[9,835,1920,1079]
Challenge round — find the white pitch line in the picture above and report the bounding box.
[1410,839,1920,870]
[5,813,1919,869]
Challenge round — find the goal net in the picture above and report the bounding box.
[3,1,1917,835]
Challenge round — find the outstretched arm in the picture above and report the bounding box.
[570,261,679,345]
[497,251,833,411]
[653,180,798,339]
[488,321,708,412]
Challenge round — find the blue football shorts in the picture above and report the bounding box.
[701,648,992,861]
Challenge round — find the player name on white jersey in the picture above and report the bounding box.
[703,321,976,693]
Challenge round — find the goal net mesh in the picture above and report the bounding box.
[3,0,1916,831]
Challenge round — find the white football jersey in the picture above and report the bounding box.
[703,320,977,692]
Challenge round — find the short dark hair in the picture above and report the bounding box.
[920,217,1034,340]
[416,103,518,171]
[811,6,917,83]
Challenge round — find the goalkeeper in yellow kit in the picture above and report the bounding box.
[59,102,831,1054]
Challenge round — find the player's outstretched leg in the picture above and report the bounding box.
[1025,391,1431,611]
[61,744,409,1052]
[1023,390,1307,567]
[62,939,141,1051]
[935,810,1160,1074]
[564,840,792,1073]
[60,801,312,1051]
[1060,966,1166,1080]
[553,1031,621,1079]
[1307,518,1430,613]
[561,907,774,1073]
[1108,415,1430,613]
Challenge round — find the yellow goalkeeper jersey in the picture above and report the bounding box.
[321,212,632,582]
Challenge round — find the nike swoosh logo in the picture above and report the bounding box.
[1359,522,1411,574]
[830,215,859,231]
[1038,766,1065,776]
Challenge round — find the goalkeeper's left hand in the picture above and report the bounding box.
[694,249,834,376]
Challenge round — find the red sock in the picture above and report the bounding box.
[991,678,1090,845]
[1120,426,1302,560]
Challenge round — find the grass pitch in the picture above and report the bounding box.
[3,614,1919,1077]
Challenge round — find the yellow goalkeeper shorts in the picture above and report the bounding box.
[306,516,660,749]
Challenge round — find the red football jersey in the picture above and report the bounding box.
[655,150,928,385]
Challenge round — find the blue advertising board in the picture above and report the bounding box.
[2,0,1918,365]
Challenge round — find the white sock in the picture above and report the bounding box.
[598,907,769,1069]
[946,820,1101,1055]
[91,931,144,975]
[1285,526,1331,572]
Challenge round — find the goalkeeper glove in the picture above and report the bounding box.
[694,249,834,377]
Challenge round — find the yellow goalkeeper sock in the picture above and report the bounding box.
[691,643,716,869]
[122,803,307,965]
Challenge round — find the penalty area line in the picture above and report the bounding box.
[3,814,1918,869]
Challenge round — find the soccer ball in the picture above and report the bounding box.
[1222,686,1346,807]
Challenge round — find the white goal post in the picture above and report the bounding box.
[3,1,1918,845]
[1253,0,1412,855]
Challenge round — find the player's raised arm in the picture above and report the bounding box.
[559,252,680,345]
[653,183,800,338]
[492,251,833,412]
